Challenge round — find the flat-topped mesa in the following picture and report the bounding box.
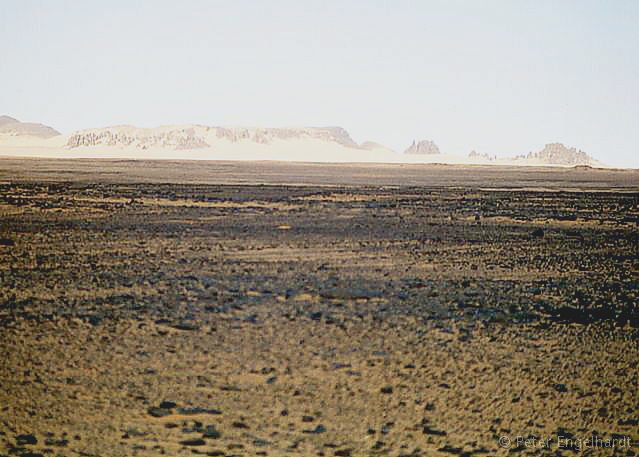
[0,115,60,138]
[66,125,361,150]
[404,139,440,155]
[518,143,599,166]
[215,126,359,148]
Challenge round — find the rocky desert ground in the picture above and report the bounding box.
[0,159,638,457]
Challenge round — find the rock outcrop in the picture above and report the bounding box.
[516,143,599,166]
[404,140,440,155]
[0,115,60,138]
[468,150,496,161]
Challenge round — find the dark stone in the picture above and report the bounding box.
[171,322,200,331]
[380,386,393,394]
[531,228,545,238]
[202,425,221,439]
[87,314,103,326]
[423,426,447,436]
[220,385,241,392]
[553,383,568,393]
[618,418,639,426]
[175,407,222,415]
[16,434,37,445]
[303,424,327,434]
[147,407,172,417]
[380,423,393,434]
[0,238,15,246]
[159,401,177,409]
[44,438,68,447]
[179,438,206,446]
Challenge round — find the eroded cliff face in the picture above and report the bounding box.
[517,143,599,166]
[66,127,211,150]
[404,139,440,155]
[66,125,360,150]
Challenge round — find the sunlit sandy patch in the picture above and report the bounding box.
[294,193,396,202]
[478,215,626,228]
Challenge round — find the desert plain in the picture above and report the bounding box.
[0,159,638,457]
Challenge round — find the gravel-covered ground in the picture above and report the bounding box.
[0,161,638,456]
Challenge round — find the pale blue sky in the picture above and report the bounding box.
[1,0,638,167]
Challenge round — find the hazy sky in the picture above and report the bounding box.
[1,0,638,167]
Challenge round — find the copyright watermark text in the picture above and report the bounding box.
[498,434,633,451]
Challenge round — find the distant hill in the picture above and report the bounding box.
[0,115,60,138]
[0,115,20,126]
[0,116,614,167]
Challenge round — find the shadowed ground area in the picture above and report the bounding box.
[0,159,638,456]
